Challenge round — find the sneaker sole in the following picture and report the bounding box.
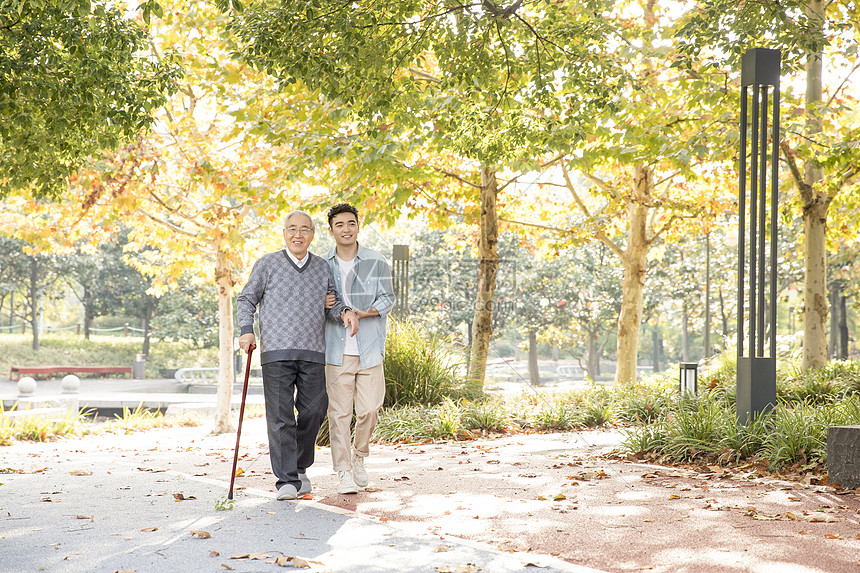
[339,487,359,494]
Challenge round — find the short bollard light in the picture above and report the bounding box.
[679,362,698,395]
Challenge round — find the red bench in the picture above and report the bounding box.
[9,365,132,381]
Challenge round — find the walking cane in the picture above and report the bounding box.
[228,343,256,501]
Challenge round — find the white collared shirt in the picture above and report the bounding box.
[285,248,308,268]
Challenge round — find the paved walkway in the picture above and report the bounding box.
[2,378,860,572]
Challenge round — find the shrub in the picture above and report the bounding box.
[373,406,430,443]
[383,318,473,407]
[461,397,514,433]
[761,401,830,469]
[622,420,669,454]
[532,398,579,431]
[662,396,730,461]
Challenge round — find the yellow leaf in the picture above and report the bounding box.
[69,470,92,476]
[75,515,93,520]
[668,495,680,499]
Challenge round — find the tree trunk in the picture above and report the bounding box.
[83,287,93,340]
[528,329,539,386]
[829,283,838,358]
[467,166,500,387]
[29,259,40,351]
[801,198,829,370]
[141,297,153,356]
[212,245,237,434]
[614,165,651,384]
[586,331,599,380]
[652,327,660,373]
[681,301,690,362]
[704,232,711,358]
[800,0,829,371]
[838,291,848,360]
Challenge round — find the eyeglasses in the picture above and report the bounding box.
[286,227,313,236]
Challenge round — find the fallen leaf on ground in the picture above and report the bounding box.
[825,534,841,539]
[173,493,196,501]
[209,551,220,557]
[804,515,838,523]
[140,527,159,532]
[231,554,250,560]
[433,546,450,552]
[221,564,234,571]
[275,556,291,566]
[292,556,323,568]
[190,530,211,538]
[435,565,481,573]
[75,515,93,520]
[234,468,244,477]
[69,470,92,476]
[247,553,270,560]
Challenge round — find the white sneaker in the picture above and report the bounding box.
[338,470,359,494]
[352,455,368,487]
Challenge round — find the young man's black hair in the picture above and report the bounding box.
[327,203,359,228]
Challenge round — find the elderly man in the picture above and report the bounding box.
[237,210,358,501]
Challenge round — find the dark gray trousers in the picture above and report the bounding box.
[261,360,327,491]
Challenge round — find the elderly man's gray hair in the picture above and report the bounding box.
[284,210,315,231]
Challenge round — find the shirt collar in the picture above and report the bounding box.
[285,248,309,267]
[325,243,364,262]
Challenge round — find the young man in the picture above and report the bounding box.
[237,210,358,501]
[324,203,395,494]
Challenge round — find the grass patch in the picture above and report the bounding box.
[0,405,93,443]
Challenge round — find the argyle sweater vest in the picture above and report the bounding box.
[237,250,345,365]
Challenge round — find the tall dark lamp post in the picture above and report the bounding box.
[736,48,780,424]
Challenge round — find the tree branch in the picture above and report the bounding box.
[135,208,199,238]
[780,140,812,202]
[560,163,624,259]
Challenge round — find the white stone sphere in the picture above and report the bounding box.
[62,374,81,394]
[17,376,37,396]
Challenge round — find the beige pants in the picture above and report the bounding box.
[325,356,385,471]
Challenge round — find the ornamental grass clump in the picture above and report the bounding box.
[532,398,580,431]
[460,397,515,433]
[383,319,473,408]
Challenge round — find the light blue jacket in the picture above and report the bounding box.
[324,245,395,368]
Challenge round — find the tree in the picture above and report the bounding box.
[676,0,860,370]
[535,0,741,384]
[232,0,623,387]
[0,0,179,198]
[0,240,68,350]
[75,0,309,433]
